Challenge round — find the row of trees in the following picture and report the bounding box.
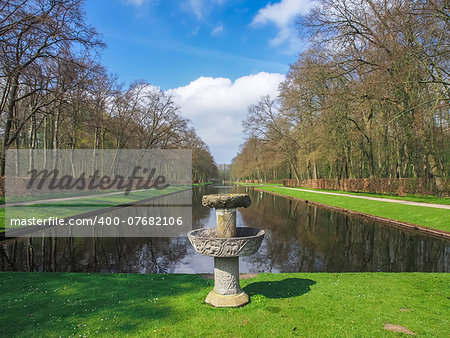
[232,0,448,194]
[0,0,217,181]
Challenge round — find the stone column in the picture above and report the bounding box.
[213,257,240,295]
[216,208,236,237]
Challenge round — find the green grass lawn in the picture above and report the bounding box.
[192,182,214,186]
[258,186,450,232]
[0,272,447,337]
[286,187,450,205]
[3,188,133,204]
[234,182,449,204]
[3,185,192,205]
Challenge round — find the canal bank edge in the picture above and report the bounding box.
[255,188,450,240]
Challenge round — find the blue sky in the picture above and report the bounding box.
[85,0,315,163]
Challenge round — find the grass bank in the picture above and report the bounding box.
[192,182,214,186]
[0,272,448,337]
[284,187,450,205]
[257,186,450,233]
[234,182,449,204]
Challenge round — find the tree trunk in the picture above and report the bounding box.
[1,74,19,176]
[427,152,445,196]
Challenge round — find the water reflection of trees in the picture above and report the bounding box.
[0,237,189,273]
[240,190,449,273]
[192,186,212,228]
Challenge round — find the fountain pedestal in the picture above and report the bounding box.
[188,194,264,307]
[205,257,248,307]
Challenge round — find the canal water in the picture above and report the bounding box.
[1,185,448,273]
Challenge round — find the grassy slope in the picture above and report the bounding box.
[0,272,448,337]
[258,186,450,232]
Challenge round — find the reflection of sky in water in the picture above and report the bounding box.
[170,244,213,273]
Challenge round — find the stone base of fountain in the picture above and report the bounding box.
[206,256,248,307]
[205,290,249,307]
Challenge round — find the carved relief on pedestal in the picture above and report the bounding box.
[214,259,240,295]
[188,228,264,257]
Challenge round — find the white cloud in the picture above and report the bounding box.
[252,0,315,53]
[183,0,227,20]
[185,0,203,19]
[167,72,285,163]
[211,23,224,36]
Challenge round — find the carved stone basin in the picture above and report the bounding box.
[188,227,265,257]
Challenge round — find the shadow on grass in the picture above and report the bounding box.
[243,278,316,299]
[0,272,208,336]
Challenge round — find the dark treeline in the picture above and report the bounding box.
[232,0,448,195]
[0,0,217,181]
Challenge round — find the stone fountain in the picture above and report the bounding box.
[188,194,265,307]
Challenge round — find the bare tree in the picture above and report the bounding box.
[0,0,103,175]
